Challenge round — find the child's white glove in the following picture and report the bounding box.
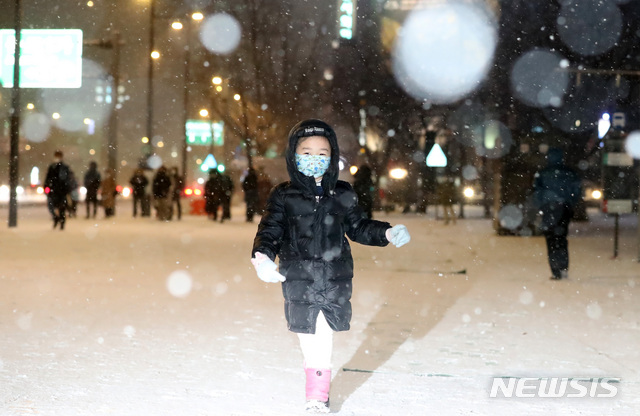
[386,225,411,248]
[251,252,286,283]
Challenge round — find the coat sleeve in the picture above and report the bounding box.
[343,185,391,247]
[252,185,286,260]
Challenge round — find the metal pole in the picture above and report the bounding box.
[614,213,619,259]
[181,19,191,183]
[144,0,156,163]
[107,32,121,181]
[8,0,22,228]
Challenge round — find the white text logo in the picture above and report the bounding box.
[489,377,620,398]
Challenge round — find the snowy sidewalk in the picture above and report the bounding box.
[1,205,639,415]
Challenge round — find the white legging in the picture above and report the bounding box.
[297,311,333,369]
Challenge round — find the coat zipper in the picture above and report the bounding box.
[314,195,321,256]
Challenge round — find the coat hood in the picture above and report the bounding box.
[285,119,340,195]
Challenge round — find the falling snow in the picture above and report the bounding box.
[0,203,638,415]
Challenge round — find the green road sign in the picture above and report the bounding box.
[0,29,83,88]
[186,120,224,146]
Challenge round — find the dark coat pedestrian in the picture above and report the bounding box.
[242,168,259,222]
[533,148,582,280]
[204,169,224,221]
[152,166,173,221]
[219,172,234,222]
[129,168,149,217]
[101,169,117,218]
[353,164,375,219]
[437,176,458,225]
[170,167,184,220]
[44,150,72,229]
[83,161,101,219]
[256,168,273,214]
[67,170,79,218]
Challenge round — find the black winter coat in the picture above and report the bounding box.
[252,119,391,334]
[45,161,72,206]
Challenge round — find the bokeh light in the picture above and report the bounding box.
[498,204,523,230]
[461,165,479,181]
[586,302,603,320]
[392,2,497,104]
[147,154,163,170]
[21,112,51,143]
[557,0,622,56]
[166,270,193,298]
[625,131,640,159]
[470,120,513,159]
[510,49,569,108]
[199,13,242,55]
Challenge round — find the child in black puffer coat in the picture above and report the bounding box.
[251,119,410,413]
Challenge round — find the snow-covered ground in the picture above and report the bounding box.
[1,202,639,415]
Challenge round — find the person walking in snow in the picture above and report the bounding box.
[533,148,581,280]
[219,171,234,222]
[83,161,101,219]
[437,176,458,225]
[242,167,259,222]
[129,168,149,218]
[66,170,80,218]
[250,119,411,414]
[352,164,375,219]
[204,169,224,221]
[169,166,184,220]
[44,150,72,230]
[256,167,273,214]
[152,166,172,221]
[101,168,117,218]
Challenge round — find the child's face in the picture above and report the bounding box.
[295,136,331,157]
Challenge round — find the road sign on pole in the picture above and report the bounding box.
[0,29,83,88]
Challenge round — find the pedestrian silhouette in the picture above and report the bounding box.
[152,166,172,221]
[533,148,581,280]
[83,161,101,219]
[437,176,458,225]
[129,168,149,218]
[204,169,223,221]
[242,167,259,222]
[101,169,117,218]
[353,164,375,219]
[170,167,184,220]
[219,171,234,222]
[44,150,72,230]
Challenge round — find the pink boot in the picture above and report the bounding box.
[305,367,331,413]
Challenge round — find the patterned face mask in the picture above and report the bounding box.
[295,154,331,178]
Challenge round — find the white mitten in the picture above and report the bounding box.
[251,252,286,283]
[385,225,411,248]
